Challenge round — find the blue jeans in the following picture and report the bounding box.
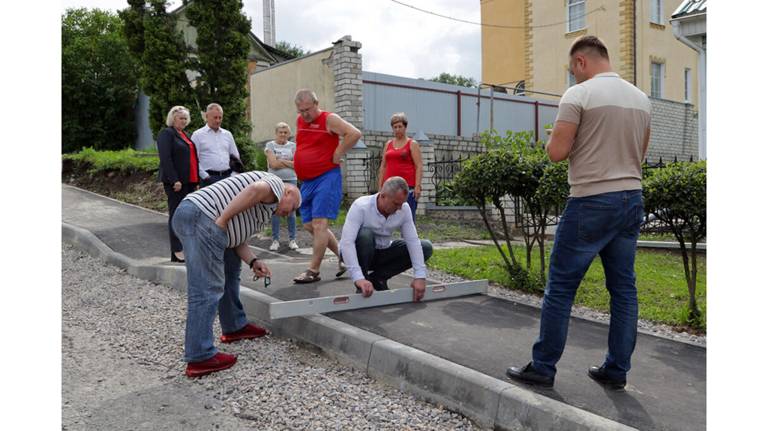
[407,188,418,223]
[531,190,644,380]
[271,180,297,241]
[171,200,248,363]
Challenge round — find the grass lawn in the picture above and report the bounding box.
[429,245,706,330]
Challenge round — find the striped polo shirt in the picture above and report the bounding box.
[556,72,651,197]
[183,171,284,247]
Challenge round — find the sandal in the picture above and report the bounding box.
[293,269,321,284]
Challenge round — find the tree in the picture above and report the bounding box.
[62,8,139,153]
[119,0,200,135]
[186,0,252,139]
[275,41,310,58]
[429,72,477,88]
[643,161,706,327]
[452,149,532,290]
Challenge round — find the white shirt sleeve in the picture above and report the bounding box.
[339,201,366,282]
[191,130,209,180]
[227,130,240,159]
[400,204,427,279]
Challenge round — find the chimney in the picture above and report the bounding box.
[263,0,275,46]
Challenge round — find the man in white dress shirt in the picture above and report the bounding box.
[339,176,433,302]
[191,103,241,186]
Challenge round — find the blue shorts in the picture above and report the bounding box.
[299,167,342,224]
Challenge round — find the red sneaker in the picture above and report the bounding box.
[185,352,237,378]
[220,323,269,343]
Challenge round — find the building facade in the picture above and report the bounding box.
[481,0,700,110]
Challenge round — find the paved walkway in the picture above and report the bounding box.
[63,185,706,430]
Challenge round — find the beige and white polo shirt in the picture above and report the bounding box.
[556,72,651,197]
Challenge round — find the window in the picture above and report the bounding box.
[651,0,663,24]
[568,70,577,88]
[684,68,692,102]
[651,62,664,98]
[567,0,586,32]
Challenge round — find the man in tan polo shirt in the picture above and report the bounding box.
[506,35,651,390]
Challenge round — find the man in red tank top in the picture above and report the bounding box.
[292,89,362,283]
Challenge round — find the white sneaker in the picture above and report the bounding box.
[269,240,280,251]
[288,240,299,250]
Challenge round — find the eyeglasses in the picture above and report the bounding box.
[253,274,271,288]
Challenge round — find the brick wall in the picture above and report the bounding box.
[648,98,699,162]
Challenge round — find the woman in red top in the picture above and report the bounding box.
[377,112,423,222]
[157,105,200,262]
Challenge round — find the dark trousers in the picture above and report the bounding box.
[201,173,230,187]
[355,227,433,289]
[164,183,197,253]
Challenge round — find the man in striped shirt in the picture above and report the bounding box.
[171,171,301,377]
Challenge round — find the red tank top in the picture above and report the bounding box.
[383,139,416,186]
[294,111,340,180]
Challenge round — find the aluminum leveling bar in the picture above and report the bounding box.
[269,280,488,320]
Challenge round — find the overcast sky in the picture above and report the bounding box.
[60,0,482,81]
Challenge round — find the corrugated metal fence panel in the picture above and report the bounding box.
[363,71,560,140]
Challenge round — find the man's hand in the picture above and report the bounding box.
[214,217,227,231]
[173,181,182,192]
[355,279,374,297]
[251,260,271,278]
[411,278,426,302]
[414,185,422,200]
[332,148,344,165]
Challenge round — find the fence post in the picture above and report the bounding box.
[419,137,435,216]
[456,90,462,136]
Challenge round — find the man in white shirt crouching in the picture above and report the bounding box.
[339,176,433,302]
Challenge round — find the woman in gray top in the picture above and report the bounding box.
[264,122,299,251]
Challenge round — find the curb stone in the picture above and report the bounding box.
[62,221,639,431]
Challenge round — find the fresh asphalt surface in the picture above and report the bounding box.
[63,184,706,431]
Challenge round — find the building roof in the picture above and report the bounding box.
[672,0,707,19]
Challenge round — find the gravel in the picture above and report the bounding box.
[413,266,706,347]
[62,243,482,430]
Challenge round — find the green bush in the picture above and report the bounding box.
[64,147,159,174]
[643,161,706,327]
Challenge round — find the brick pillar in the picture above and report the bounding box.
[331,35,364,200]
[418,139,435,216]
[345,144,370,200]
[332,35,363,130]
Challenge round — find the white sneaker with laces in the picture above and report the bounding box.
[269,240,280,251]
[288,240,299,250]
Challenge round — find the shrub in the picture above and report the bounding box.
[643,161,706,327]
[64,147,159,174]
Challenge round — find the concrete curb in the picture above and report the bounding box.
[63,221,638,431]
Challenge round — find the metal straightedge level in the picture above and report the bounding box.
[269,280,488,320]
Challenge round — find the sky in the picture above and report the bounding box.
[60,0,482,82]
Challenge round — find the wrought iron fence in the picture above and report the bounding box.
[362,152,382,194]
[427,152,480,206]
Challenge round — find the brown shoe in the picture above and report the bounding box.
[185,352,237,378]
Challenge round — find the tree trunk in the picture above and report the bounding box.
[496,203,519,268]
[479,203,517,276]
